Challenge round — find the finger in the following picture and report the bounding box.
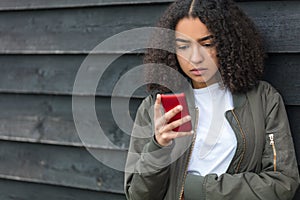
[164,105,183,123]
[171,131,194,139]
[160,115,191,133]
[159,130,194,142]
[154,94,167,129]
[154,94,162,119]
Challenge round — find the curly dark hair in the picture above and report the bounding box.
[144,0,265,94]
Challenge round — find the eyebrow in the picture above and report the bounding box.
[175,35,214,43]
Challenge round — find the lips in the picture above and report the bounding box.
[190,68,208,76]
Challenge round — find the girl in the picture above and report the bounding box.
[125,0,299,199]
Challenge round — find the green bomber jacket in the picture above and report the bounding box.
[124,81,300,200]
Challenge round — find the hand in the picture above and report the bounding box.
[154,94,193,146]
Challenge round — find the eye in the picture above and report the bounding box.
[202,43,213,47]
[176,45,190,50]
[201,40,216,48]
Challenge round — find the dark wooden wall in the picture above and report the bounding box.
[0,0,299,199]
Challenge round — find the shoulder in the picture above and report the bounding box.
[139,95,154,110]
[247,81,281,100]
[134,95,154,125]
[247,81,286,116]
[256,81,279,94]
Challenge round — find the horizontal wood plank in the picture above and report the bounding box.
[0,0,284,11]
[0,94,299,153]
[0,54,147,97]
[0,0,173,11]
[238,1,300,53]
[295,187,300,200]
[0,53,298,104]
[0,140,126,193]
[0,178,126,200]
[287,106,300,165]
[264,53,300,105]
[0,4,164,54]
[0,94,142,149]
[0,1,298,53]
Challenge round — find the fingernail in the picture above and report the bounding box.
[186,115,191,120]
[190,130,194,134]
[177,105,183,110]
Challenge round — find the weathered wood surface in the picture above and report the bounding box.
[0,0,298,199]
[287,106,300,163]
[0,0,173,10]
[0,54,298,104]
[0,179,126,200]
[0,104,297,195]
[264,54,300,106]
[0,54,147,97]
[238,1,300,53]
[0,140,126,193]
[0,1,298,53]
[0,0,290,10]
[0,94,299,154]
[0,105,298,195]
[0,94,141,149]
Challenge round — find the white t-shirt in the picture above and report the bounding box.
[187,83,237,176]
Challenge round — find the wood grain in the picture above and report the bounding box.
[0,2,298,53]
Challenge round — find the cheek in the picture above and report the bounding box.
[211,51,219,67]
[176,54,190,71]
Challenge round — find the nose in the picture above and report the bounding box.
[190,45,204,64]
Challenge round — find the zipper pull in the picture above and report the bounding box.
[268,133,277,172]
[269,134,274,145]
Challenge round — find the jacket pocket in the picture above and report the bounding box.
[268,134,277,171]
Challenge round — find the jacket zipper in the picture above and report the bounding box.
[178,107,199,200]
[178,109,246,199]
[269,134,277,171]
[231,110,246,173]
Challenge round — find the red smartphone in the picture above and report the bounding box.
[160,93,192,132]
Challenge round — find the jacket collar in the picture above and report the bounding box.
[232,92,247,109]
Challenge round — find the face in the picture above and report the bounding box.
[175,17,219,89]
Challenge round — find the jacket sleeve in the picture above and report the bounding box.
[124,96,173,200]
[184,85,300,200]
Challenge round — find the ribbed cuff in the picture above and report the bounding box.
[141,137,175,169]
[184,173,206,200]
[148,136,174,151]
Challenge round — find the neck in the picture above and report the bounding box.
[193,82,208,89]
